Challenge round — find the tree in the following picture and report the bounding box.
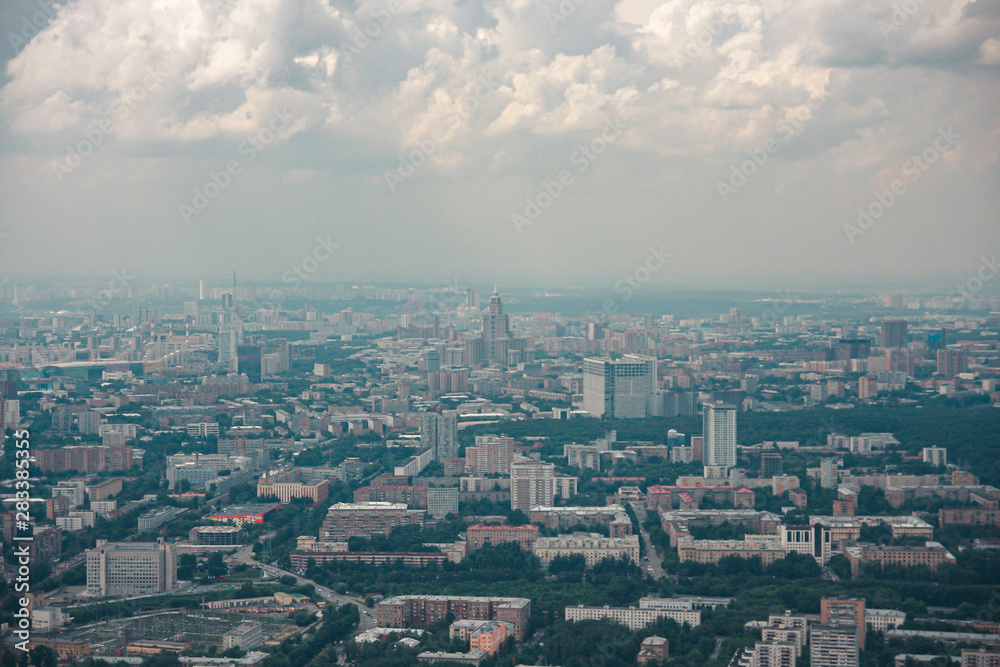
[205,552,227,578]
[177,554,197,580]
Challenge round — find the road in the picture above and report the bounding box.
[629,502,667,579]
[230,541,375,635]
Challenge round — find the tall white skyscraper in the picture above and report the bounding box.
[582,354,657,418]
[420,411,458,461]
[703,402,737,467]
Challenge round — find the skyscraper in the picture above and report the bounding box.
[703,402,737,467]
[420,411,458,461]
[582,355,657,418]
[236,344,262,383]
[480,285,527,366]
[880,320,908,348]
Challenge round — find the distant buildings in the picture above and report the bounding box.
[564,597,701,630]
[376,595,531,641]
[35,445,135,474]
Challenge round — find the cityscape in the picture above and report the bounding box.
[1,0,999,666]
[0,280,997,667]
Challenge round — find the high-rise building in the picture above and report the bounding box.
[937,346,968,376]
[236,345,262,382]
[703,403,737,467]
[510,458,555,510]
[760,453,783,478]
[421,411,458,461]
[880,320,908,348]
[809,623,859,667]
[465,434,514,475]
[727,308,743,335]
[820,597,866,649]
[480,286,526,366]
[86,539,177,597]
[582,355,657,418]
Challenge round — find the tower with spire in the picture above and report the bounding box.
[479,285,528,366]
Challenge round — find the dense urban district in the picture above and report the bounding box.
[1,282,999,667]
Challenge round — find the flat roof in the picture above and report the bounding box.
[214,503,281,515]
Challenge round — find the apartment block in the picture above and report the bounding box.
[534,533,640,568]
[564,603,700,630]
[319,502,425,542]
[376,595,531,641]
[467,524,539,552]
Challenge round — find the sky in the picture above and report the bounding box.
[0,0,997,292]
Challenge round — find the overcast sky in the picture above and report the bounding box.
[0,0,997,291]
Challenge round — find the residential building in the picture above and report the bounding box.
[464,435,514,475]
[821,597,866,650]
[427,487,459,518]
[534,533,640,568]
[810,623,859,667]
[510,458,555,510]
[703,403,737,467]
[320,502,425,542]
[421,411,459,461]
[376,595,531,641]
[467,524,539,552]
[564,603,700,630]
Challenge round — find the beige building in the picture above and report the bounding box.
[534,533,640,567]
[86,539,177,597]
[564,603,700,629]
